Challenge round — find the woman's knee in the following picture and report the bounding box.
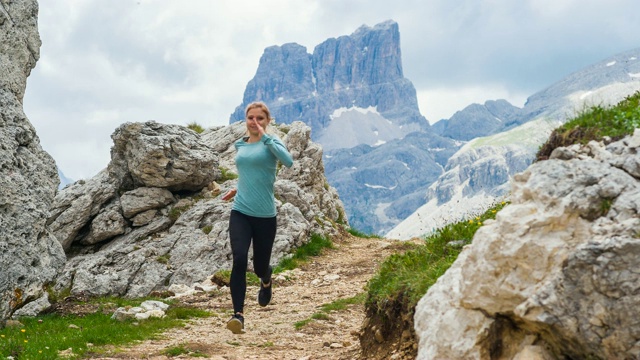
[232,252,249,269]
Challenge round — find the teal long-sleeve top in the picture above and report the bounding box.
[232,134,294,218]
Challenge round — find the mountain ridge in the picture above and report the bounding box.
[389,47,640,239]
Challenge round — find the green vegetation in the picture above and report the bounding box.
[201,225,213,234]
[319,292,366,312]
[212,269,261,287]
[537,91,640,160]
[274,233,334,273]
[219,167,238,182]
[0,298,211,360]
[347,227,381,239]
[365,201,508,312]
[599,198,613,217]
[187,122,205,134]
[168,205,189,222]
[44,285,71,304]
[294,293,366,329]
[156,254,171,264]
[162,343,208,357]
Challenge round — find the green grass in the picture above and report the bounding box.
[563,91,640,140]
[319,293,366,312]
[274,233,333,273]
[0,299,211,359]
[201,225,213,234]
[218,167,238,182]
[294,293,366,329]
[537,91,640,160]
[347,228,382,239]
[212,269,261,287]
[365,201,508,312]
[187,122,205,134]
[168,205,190,222]
[293,318,312,329]
[162,343,208,357]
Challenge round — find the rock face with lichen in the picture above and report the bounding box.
[414,130,640,359]
[0,0,66,325]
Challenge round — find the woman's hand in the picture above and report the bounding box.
[221,188,237,201]
[251,117,266,138]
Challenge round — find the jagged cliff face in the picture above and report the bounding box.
[229,20,430,151]
[414,131,640,359]
[0,0,66,324]
[47,121,346,298]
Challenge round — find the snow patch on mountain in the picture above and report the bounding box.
[566,81,640,110]
[317,106,406,150]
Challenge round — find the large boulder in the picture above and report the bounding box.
[415,130,640,359]
[0,0,66,324]
[50,120,347,298]
[109,121,220,191]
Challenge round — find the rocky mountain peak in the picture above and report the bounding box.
[230,19,429,150]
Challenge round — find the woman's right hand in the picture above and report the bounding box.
[221,188,237,201]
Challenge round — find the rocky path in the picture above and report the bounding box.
[95,232,403,360]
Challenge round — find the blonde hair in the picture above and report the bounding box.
[245,101,272,122]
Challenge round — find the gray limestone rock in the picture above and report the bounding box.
[81,201,127,245]
[48,169,117,250]
[49,120,346,298]
[414,130,640,359]
[120,187,174,218]
[0,0,65,324]
[109,121,220,192]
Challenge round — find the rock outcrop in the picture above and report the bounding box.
[0,0,66,324]
[414,130,640,359]
[48,120,346,298]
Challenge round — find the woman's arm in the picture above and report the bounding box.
[262,135,294,168]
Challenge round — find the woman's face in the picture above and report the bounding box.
[246,107,270,136]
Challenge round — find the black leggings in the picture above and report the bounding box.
[228,210,277,314]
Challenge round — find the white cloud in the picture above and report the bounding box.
[21,0,640,180]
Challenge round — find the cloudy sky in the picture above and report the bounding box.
[22,0,640,181]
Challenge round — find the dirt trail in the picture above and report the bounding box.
[94,232,405,360]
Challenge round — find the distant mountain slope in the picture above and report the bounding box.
[325,130,459,234]
[58,168,74,189]
[432,99,523,141]
[520,47,640,124]
[388,47,640,239]
[387,117,558,239]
